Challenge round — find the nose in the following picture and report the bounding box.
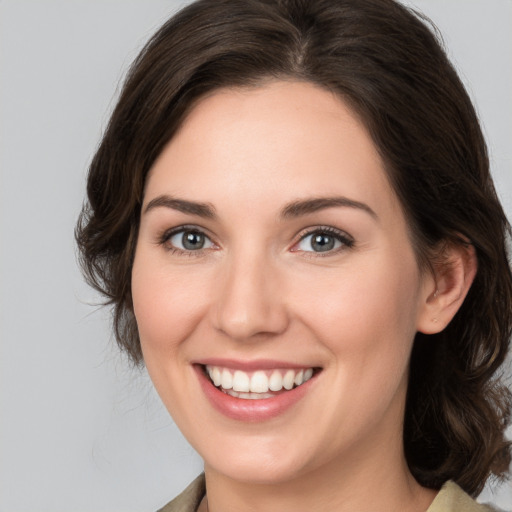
[212,251,290,341]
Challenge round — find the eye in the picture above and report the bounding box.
[294,228,354,254]
[164,228,215,252]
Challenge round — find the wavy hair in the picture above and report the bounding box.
[76,0,512,495]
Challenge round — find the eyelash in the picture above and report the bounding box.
[158,225,215,257]
[293,226,355,258]
[157,225,354,257]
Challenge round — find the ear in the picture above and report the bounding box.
[417,241,477,335]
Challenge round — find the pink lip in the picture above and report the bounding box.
[194,363,319,422]
[194,358,312,371]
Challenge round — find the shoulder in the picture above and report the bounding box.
[155,476,508,512]
[157,474,206,512]
[427,481,506,512]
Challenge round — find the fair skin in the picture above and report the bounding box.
[132,81,476,512]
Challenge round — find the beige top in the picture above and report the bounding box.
[157,474,500,512]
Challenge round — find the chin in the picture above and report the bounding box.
[199,432,319,485]
[206,454,307,485]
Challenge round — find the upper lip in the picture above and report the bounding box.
[193,358,318,371]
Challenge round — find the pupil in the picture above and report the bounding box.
[312,233,334,252]
[183,231,204,250]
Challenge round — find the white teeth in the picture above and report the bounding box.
[232,370,250,392]
[221,368,233,390]
[212,367,222,387]
[250,371,269,393]
[283,370,295,390]
[206,365,316,397]
[269,370,283,392]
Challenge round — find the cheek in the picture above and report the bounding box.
[131,252,210,360]
[292,255,421,436]
[131,254,215,425]
[292,251,422,369]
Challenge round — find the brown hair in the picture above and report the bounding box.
[76,0,512,496]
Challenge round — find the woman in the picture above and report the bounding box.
[76,0,512,510]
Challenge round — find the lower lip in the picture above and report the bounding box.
[195,366,317,422]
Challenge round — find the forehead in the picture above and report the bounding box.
[144,81,399,219]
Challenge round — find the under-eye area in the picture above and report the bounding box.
[201,365,322,399]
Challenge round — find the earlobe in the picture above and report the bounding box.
[417,241,477,335]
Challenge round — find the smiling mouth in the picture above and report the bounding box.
[203,365,319,400]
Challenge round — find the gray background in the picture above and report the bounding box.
[0,1,511,510]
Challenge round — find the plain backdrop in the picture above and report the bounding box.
[1,1,511,511]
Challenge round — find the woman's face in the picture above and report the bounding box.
[132,81,435,484]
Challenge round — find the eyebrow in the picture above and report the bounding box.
[280,196,378,220]
[144,196,217,218]
[143,194,377,221]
